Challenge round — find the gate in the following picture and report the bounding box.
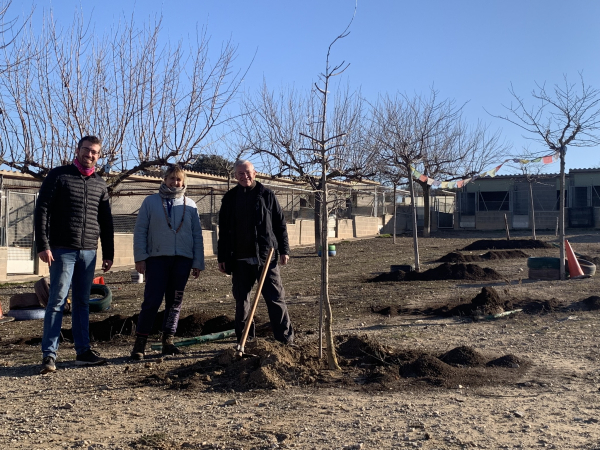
[436,196,455,229]
[5,191,37,274]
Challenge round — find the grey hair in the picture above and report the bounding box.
[234,160,255,171]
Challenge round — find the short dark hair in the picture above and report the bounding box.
[77,135,102,150]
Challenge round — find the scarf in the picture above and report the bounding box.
[73,158,95,177]
[159,183,186,199]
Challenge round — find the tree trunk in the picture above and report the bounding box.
[559,146,566,280]
[422,182,431,238]
[393,185,397,244]
[314,179,322,253]
[529,180,536,240]
[320,169,339,370]
[408,169,421,271]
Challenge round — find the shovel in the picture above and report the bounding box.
[235,247,275,359]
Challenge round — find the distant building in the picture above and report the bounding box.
[456,168,600,230]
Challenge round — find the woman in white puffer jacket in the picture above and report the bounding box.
[130,166,204,359]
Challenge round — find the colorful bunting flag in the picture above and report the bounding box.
[408,150,557,189]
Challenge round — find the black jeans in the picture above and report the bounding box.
[136,256,193,336]
[232,259,294,344]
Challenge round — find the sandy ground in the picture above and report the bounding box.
[1,230,599,450]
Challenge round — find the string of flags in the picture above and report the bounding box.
[410,150,560,189]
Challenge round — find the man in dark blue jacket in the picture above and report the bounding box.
[35,136,114,374]
[218,160,294,345]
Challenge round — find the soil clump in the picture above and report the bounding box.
[369,263,503,283]
[439,345,487,367]
[461,239,553,251]
[59,312,236,343]
[144,335,527,392]
[437,249,529,263]
[582,295,600,310]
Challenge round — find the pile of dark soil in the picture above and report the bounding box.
[483,250,530,260]
[519,298,564,314]
[437,252,482,263]
[410,263,503,282]
[143,335,528,391]
[582,296,600,311]
[461,239,553,251]
[439,346,488,367]
[487,354,523,368]
[59,312,236,343]
[370,263,503,283]
[370,305,397,316]
[444,286,511,317]
[437,250,529,263]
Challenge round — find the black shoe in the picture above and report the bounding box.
[40,356,56,374]
[161,334,181,356]
[130,335,147,361]
[75,349,107,366]
[162,343,181,356]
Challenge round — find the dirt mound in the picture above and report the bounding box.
[369,263,502,283]
[487,354,522,368]
[61,314,136,342]
[437,250,530,263]
[177,313,234,337]
[399,354,456,381]
[582,296,600,311]
[437,287,512,318]
[482,250,530,260]
[470,286,505,315]
[175,312,213,336]
[143,335,528,392]
[407,263,503,282]
[462,239,553,251]
[437,252,482,263]
[369,271,407,282]
[336,334,395,365]
[520,298,563,314]
[439,346,487,367]
[59,313,237,343]
[370,305,397,316]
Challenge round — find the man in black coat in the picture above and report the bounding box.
[35,136,114,374]
[217,160,294,345]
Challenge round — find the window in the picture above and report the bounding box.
[592,186,600,207]
[460,192,475,215]
[478,191,509,211]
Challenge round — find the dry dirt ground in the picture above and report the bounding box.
[1,230,600,450]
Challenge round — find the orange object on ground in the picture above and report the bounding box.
[565,239,584,278]
[0,301,15,323]
[93,276,105,285]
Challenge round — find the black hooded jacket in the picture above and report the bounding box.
[218,181,289,267]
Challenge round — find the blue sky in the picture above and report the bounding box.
[11,0,600,175]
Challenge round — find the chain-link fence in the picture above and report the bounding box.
[0,171,393,247]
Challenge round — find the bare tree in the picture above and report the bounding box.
[237,10,370,369]
[506,148,555,241]
[494,74,600,279]
[238,82,374,251]
[0,10,244,193]
[371,90,465,268]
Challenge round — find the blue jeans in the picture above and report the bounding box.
[42,248,97,359]
[135,256,193,336]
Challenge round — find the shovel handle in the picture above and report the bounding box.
[237,247,275,353]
